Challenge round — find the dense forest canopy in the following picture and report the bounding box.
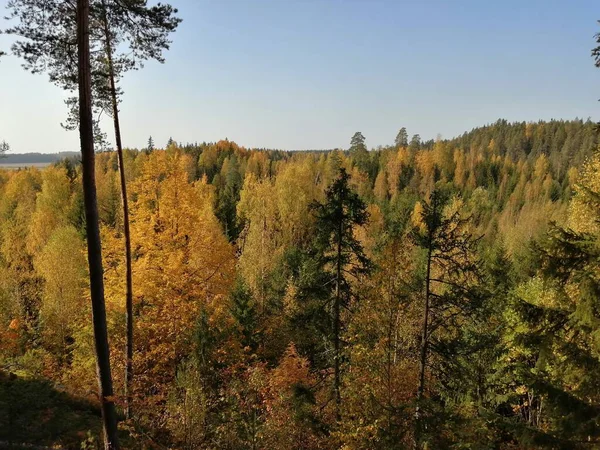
[1,117,600,448]
[2,1,600,448]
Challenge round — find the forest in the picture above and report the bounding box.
[2,1,600,449]
[1,119,600,449]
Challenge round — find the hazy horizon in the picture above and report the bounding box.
[1,117,597,156]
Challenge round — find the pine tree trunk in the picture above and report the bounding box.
[414,227,433,450]
[101,3,134,420]
[77,0,120,448]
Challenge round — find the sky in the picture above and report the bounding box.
[0,0,599,153]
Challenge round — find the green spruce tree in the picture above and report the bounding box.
[311,167,372,420]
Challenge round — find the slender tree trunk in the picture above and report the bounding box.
[77,0,120,448]
[333,195,343,422]
[101,3,134,420]
[414,228,433,450]
[386,273,394,436]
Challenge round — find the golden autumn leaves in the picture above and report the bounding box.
[0,150,236,415]
[101,150,236,414]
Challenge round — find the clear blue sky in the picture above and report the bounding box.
[0,0,599,153]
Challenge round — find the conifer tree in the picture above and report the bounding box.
[395,127,408,147]
[230,277,259,353]
[409,134,421,151]
[5,0,181,418]
[76,0,119,446]
[349,132,370,175]
[592,20,600,69]
[147,135,155,153]
[311,168,372,420]
[411,188,484,449]
[350,132,366,152]
[500,153,600,447]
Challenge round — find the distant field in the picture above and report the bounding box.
[0,162,53,169]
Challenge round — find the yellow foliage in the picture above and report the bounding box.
[569,152,600,234]
[411,201,425,231]
[246,151,271,178]
[274,158,321,245]
[237,173,280,306]
[27,166,73,256]
[119,149,236,409]
[373,170,388,202]
[261,343,323,449]
[0,169,41,270]
[356,203,384,258]
[35,226,87,362]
